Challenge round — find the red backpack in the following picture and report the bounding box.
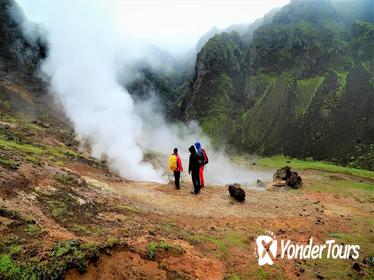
[202,149,209,165]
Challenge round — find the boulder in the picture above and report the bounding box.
[228,184,245,202]
[286,171,302,188]
[273,166,291,180]
[273,166,302,188]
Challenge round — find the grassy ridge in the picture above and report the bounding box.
[258,155,374,179]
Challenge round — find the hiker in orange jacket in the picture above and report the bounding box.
[194,142,208,187]
[172,148,183,189]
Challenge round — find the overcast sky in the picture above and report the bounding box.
[17,0,290,55]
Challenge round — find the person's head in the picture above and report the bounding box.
[189,145,196,154]
[194,142,202,152]
[173,148,178,154]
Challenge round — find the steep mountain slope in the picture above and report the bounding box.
[181,0,374,170]
[124,7,281,113]
[0,0,64,122]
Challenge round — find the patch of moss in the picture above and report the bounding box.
[54,173,75,186]
[113,203,139,213]
[0,254,37,280]
[0,238,103,279]
[190,234,227,254]
[155,223,176,233]
[252,264,288,280]
[72,224,91,234]
[225,231,247,249]
[25,156,42,166]
[106,237,119,248]
[228,273,241,280]
[8,245,22,257]
[254,267,270,280]
[46,200,68,221]
[146,240,175,260]
[0,156,18,169]
[25,224,43,236]
[0,138,44,155]
[25,122,45,131]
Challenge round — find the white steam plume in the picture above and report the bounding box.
[133,94,272,185]
[16,0,272,185]
[23,0,164,182]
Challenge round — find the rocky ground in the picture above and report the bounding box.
[0,96,373,280]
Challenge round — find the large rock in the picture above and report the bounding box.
[228,183,246,202]
[273,166,291,180]
[273,166,302,188]
[286,171,302,188]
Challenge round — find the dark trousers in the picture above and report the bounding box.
[173,171,181,189]
[191,169,200,194]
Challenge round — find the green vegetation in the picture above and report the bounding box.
[191,234,227,254]
[309,258,356,280]
[72,224,91,234]
[52,242,79,258]
[258,156,374,179]
[254,267,270,280]
[190,231,248,256]
[253,73,277,108]
[0,255,37,280]
[146,240,173,260]
[251,264,288,280]
[228,273,241,280]
[54,173,75,185]
[146,240,183,260]
[335,71,348,97]
[0,138,44,155]
[0,235,104,280]
[47,200,68,221]
[25,224,43,236]
[0,156,18,169]
[25,156,41,165]
[295,75,324,116]
[328,227,374,254]
[47,240,99,274]
[113,204,139,213]
[106,237,119,248]
[181,1,374,169]
[8,245,22,257]
[310,179,374,200]
[155,222,176,233]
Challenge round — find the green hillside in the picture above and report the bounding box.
[180,0,374,170]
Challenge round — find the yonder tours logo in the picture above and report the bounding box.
[256,232,360,266]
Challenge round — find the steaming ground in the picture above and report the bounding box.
[15,0,270,186]
[135,95,273,186]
